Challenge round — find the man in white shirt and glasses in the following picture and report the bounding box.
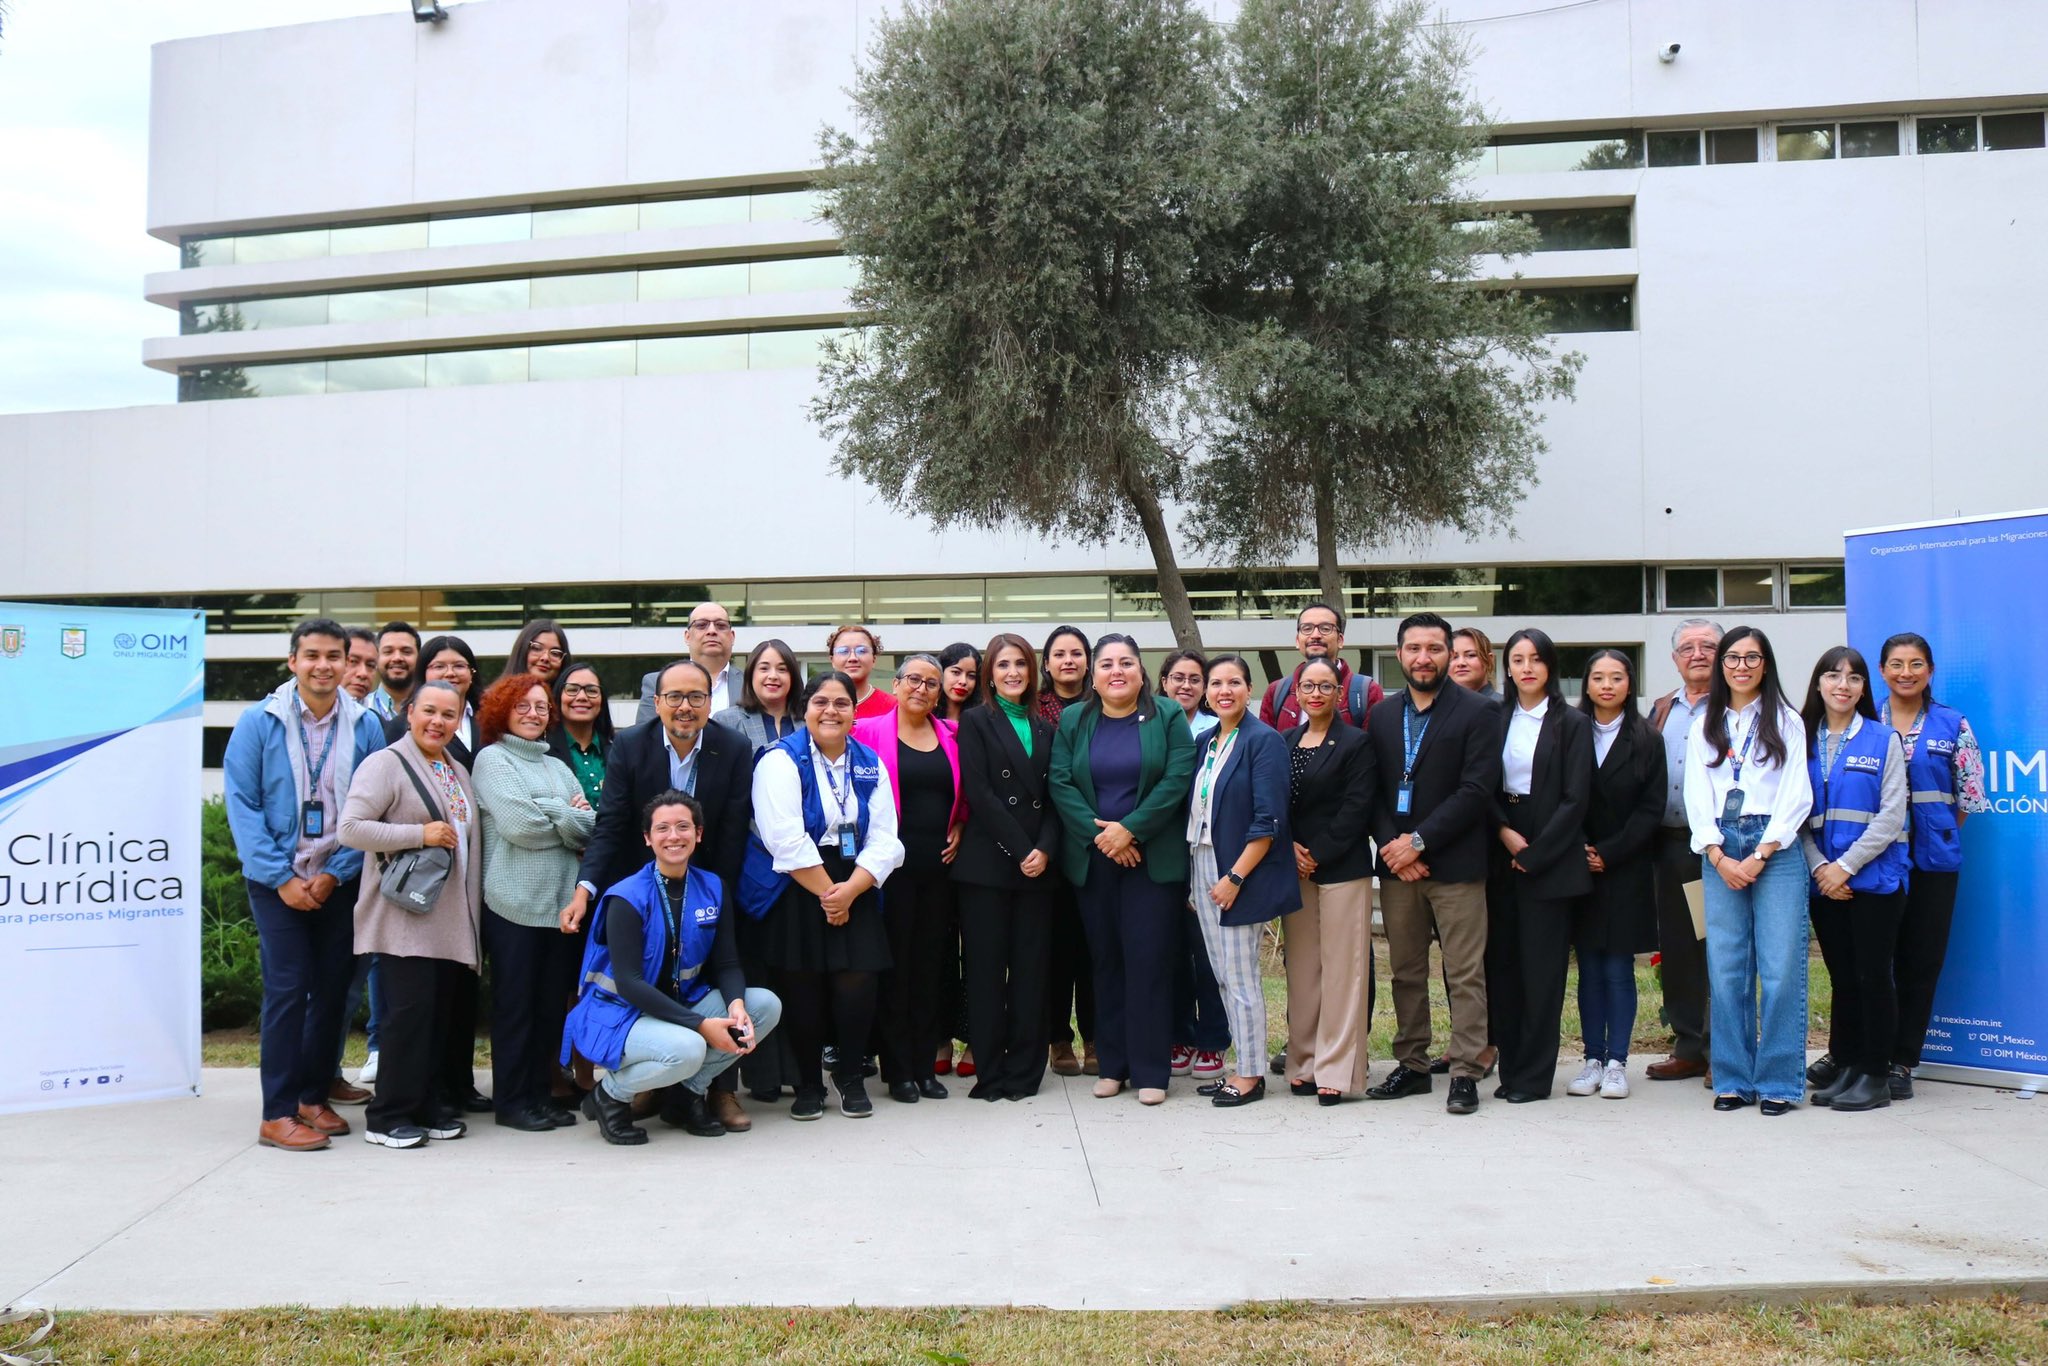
[636,602,740,724]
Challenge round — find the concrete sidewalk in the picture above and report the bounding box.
[5,1065,2045,1312]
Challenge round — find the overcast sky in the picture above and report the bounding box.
[0,0,425,415]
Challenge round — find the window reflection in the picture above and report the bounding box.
[637,334,750,373]
[326,354,426,392]
[427,348,528,387]
[531,203,639,239]
[427,278,532,315]
[528,340,634,382]
[428,212,532,248]
[329,287,428,325]
[531,272,638,309]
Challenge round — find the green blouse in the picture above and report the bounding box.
[995,694,1034,757]
[561,731,607,808]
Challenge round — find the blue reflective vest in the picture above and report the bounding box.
[1893,701,1966,873]
[737,728,882,919]
[560,861,724,1070]
[1806,718,1910,895]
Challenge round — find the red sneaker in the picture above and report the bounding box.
[1192,1051,1226,1081]
[1170,1045,1196,1077]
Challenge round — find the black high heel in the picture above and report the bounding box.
[1211,1077,1266,1108]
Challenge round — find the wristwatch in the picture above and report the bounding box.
[1223,871,1244,887]
[1409,832,1427,853]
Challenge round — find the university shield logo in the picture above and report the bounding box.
[0,626,22,658]
[61,627,86,659]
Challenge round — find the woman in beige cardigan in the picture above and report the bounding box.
[341,681,484,1150]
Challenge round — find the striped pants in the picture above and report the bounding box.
[1189,845,1268,1075]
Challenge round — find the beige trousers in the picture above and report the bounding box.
[1283,877,1376,1093]
[1379,877,1489,1079]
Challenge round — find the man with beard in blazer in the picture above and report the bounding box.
[562,658,755,1130]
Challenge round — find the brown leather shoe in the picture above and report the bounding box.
[1081,1043,1100,1076]
[298,1102,351,1136]
[710,1089,753,1132]
[1646,1055,1708,1081]
[258,1116,330,1152]
[328,1076,372,1106]
[1049,1042,1082,1076]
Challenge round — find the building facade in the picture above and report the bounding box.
[3,0,2045,768]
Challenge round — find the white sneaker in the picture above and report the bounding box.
[357,1050,379,1086]
[1600,1059,1630,1099]
[1566,1059,1603,1096]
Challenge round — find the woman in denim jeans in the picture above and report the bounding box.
[1682,627,1814,1115]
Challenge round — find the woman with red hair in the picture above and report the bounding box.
[473,672,595,1132]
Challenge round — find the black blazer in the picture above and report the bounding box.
[1578,712,1666,953]
[1366,681,1502,885]
[577,718,752,898]
[1285,720,1377,885]
[952,704,1061,890]
[1490,697,1594,900]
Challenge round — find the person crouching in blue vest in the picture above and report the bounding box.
[562,790,782,1145]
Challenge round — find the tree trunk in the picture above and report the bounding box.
[1313,474,1347,616]
[1120,463,1203,650]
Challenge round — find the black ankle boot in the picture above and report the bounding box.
[584,1084,649,1145]
[1811,1066,1859,1107]
[1832,1071,1892,1111]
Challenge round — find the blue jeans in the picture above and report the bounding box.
[1576,949,1636,1062]
[600,988,784,1103]
[1701,816,1810,1103]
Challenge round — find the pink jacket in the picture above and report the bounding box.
[851,713,968,829]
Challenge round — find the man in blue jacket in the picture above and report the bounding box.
[223,618,386,1152]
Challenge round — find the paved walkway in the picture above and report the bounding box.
[5,1066,2045,1311]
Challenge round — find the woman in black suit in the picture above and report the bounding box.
[1567,649,1665,1100]
[1486,628,1594,1102]
[952,633,1063,1100]
[1282,659,1378,1104]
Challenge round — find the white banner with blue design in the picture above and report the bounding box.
[0,603,204,1114]
[1846,512,2048,1088]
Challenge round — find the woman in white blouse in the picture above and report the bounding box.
[1681,626,1814,1116]
[737,671,904,1121]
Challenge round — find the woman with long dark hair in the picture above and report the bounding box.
[1037,624,1097,1077]
[501,619,572,685]
[932,640,983,1076]
[1683,626,1813,1115]
[1566,649,1664,1100]
[1798,646,1910,1113]
[547,662,615,809]
[712,638,804,754]
[385,634,481,766]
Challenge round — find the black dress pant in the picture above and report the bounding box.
[1892,869,1960,1068]
[440,958,481,1107]
[1811,889,1906,1076]
[736,910,798,1097]
[1075,856,1180,1090]
[1652,826,1710,1062]
[879,866,956,1086]
[776,968,879,1093]
[369,954,473,1134]
[958,882,1053,1097]
[1486,867,1576,1098]
[1044,883,1096,1048]
[483,913,580,1116]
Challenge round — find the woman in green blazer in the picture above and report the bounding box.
[1049,633,1198,1105]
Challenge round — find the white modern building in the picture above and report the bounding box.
[3,0,2046,768]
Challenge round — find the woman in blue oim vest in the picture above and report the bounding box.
[739,670,905,1121]
[561,791,783,1147]
[1796,647,1910,1113]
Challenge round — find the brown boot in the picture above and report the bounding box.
[298,1102,351,1136]
[710,1089,753,1132]
[258,1116,331,1152]
[1049,1042,1081,1076]
[1081,1042,1099,1076]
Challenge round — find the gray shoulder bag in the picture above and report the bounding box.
[378,756,455,914]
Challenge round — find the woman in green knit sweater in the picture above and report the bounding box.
[473,672,595,1133]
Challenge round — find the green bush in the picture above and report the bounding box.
[200,798,263,1029]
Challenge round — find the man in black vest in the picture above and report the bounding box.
[1363,613,1502,1115]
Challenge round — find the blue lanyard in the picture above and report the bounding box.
[820,753,854,825]
[1400,699,1432,781]
[298,713,338,797]
[1727,713,1759,783]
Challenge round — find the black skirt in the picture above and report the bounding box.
[758,847,892,974]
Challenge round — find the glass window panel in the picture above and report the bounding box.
[1554,645,1642,702]
[325,354,426,393]
[1722,567,1775,608]
[749,328,838,369]
[1839,121,1900,159]
[234,294,331,329]
[184,302,245,335]
[864,578,986,625]
[530,271,638,309]
[1917,116,1977,155]
[427,211,531,247]
[1493,132,1639,174]
[1788,565,1846,608]
[750,188,826,222]
[636,581,747,628]
[528,340,635,383]
[1460,146,1498,177]
[638,194,751,231]
[749,255,860,292]
[186,361,326,401]
[231,228,331,264]
[745,580,863,629]
[1527,286,1633,333]
[638,262,749,301]
[328,220,429,255]
[182,237,233,268]
[328,287,428,324]
[1493,566,1643,615]
[425,347,528,387]
[531,203,640,238]
[1706,128,1759,164]
[1354,568,1500,618]
[637,333,750,373]
[1776,124,1835,161]
[427,278,532,315]
[1523,207,1631,251]
[1662,568,1718,610]
[1983,111,2046,151]
[986,576,1111,624]
[1646,130,1702,168]
[1109,574,1167,621]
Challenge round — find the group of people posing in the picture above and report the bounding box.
[222,600,1979,1151]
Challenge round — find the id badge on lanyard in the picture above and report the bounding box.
[1398,703,1430,816]
[1723,716,1759,820]
[837,824,858,858]
[301,800,325,839]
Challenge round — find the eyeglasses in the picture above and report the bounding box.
[1722,652,1765,668]
[1163,673,1204,688]
[658,691,711,708]
[560,684,603,699]
[1677,644,1719,657]
[648,820,697,837]
[512,701,550,717]
[1298,623,1341,637]
[689,619,732,633]
[528,646,567,662]
[1297,680,1339,695]
[897,676,942,693]
[832,644,873,659]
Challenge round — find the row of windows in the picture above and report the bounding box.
[1475,109,2047,174]
[176,327,846,401]
[179,187,827,269]
[49,563,1843,648]
[181,255,858,335]
[1461,206,1632,252]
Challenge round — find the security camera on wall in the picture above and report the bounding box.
[1658,42,1681,63]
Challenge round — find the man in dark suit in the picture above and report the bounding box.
[564,658,755,1129]
[1362,612,1503,1115]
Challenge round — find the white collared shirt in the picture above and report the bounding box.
[1593,713,1624,766]
[662,726,702,795]
[1501,696,1548,796]
[1682,698,1813,854]
[752,741,904,886]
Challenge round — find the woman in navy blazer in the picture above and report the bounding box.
[1185,654,1299,1106]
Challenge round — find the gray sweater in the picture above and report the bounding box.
[472,735,596,927]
